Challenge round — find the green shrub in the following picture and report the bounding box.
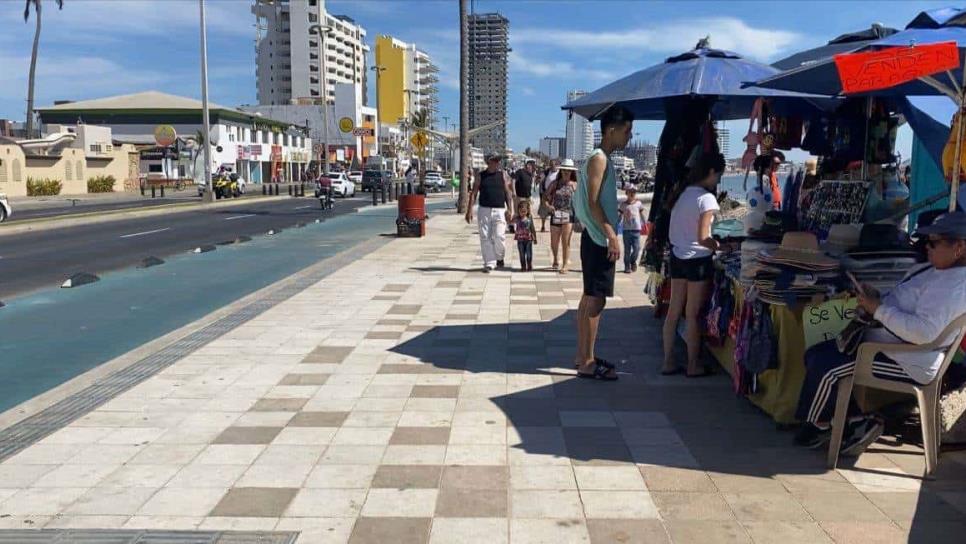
[26,177,63,196]
[87,175,116,193]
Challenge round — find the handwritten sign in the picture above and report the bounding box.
[834,42,959,94]
[803,298,859,350]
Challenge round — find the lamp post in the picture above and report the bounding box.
[309,23,333,174]
[371,65,386,156]
[199,0,213,202]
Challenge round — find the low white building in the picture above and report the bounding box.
[36,91,313,184]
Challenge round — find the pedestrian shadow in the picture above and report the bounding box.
[389,306,966,538]
[408,266,487,273]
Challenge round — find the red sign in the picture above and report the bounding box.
[834,42,960,94]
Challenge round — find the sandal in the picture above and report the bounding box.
[660,367,683,376]
[574,357,615,370]
[577,360,619,381]
[551,262,559,270]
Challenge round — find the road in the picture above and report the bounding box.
[0,194,369,300]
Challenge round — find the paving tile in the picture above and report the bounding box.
[250,398,309,412]
[236,462,313,487]
[440,465,509,490]
[286,488,367,517]
[305,464,378,489]
[390,426,452,445]
[362,488,439,517]
[165,463,248,488]
[651,492,735,521]
[430,518,508,544]
[349,516,431,544]
[371,465,443,489]
[510,465,577,490]
[818,521,907,544]
[302,346,354,364]
[511,490,584,518]
[289,411,350,427]
[510,518,591,544]
[707,472,786,494]
[641,466,715,492]
[723,492,811,522]
[209,486,298,517]
[435,488,508,518]
[212,426,283,445]
[585,519,670,544]
[44,515,130,529]
[137,486,227,516]
[378,318,412,326]
[366,331,403,340]
[573,466,646,491]
[331,427,396,446]
[739,521,833,544]
[445,444,507,465]
[318,445,387,465]
[128,443,206,465]
[382,445,447,465]
[275,517,355,544]
[389,304,423,315]
[271,427,338,445]
[663,520,753,544]
[100,464,181,488]
[0,487,90,515]
[31,463,119,488]
[194,444,266,465]
[863,490,965,523]
[0,464,53,488]
[797,491,891,522]
[411,385,461,398]
[580,490,659,519]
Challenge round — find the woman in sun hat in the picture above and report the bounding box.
[544,159,579,273]
[794,210,966,457]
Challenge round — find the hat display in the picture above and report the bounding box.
[759,232,838,270]
[846,223,916,259]
[558,159,578,171]
[822,223,862,255]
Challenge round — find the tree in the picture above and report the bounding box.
[410,108,430,192]
[458,0,469,213]
[23,0,64,139]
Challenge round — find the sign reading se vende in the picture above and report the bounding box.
[834,41,959,94]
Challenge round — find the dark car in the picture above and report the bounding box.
[362,170,393,192]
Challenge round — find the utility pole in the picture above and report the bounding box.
[371,65,386,156]
[199,0,213,202]
[310,24,333,174]
[458,0,470,213]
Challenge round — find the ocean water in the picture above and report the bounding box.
[719,173,791,202]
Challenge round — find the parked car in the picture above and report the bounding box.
[348,171,363,184]
[423,171,445,192]
[0,193,11,223]
[324,172,356,198]
[362,170,393,192]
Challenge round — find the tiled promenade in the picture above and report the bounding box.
[0,205,964,543]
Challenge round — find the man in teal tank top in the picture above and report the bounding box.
[572,106,633,381]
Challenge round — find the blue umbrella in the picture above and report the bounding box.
[562,46,832,121]
[771,24,897,71]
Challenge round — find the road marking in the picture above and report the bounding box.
[294,205,313,210]
[119,227,170,239]
[224,214,256,221]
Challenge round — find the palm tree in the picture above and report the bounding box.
[458,0,469,213]
[410,108,430,191]
[23,0,64,139]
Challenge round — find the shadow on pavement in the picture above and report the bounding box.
[390,306,966,541]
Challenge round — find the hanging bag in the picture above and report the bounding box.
[740,98,764,171]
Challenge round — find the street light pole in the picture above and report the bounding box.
[199,0,213,202]
[310,24,333,174]
[371,65,386,156]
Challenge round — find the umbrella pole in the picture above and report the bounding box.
[951,89,966,212]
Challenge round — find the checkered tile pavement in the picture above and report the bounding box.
[1,206,965,543]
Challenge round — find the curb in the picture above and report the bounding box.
[0,195,285,237]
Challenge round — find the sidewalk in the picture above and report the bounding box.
[0,208,963,543]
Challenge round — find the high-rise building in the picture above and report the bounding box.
[715,121,731,158]
[468,12,509,155]
[539,137,566,160]
[565,90,593,163]
[624,140,658,169]
[374,36,439,130]
[253,0,368,106]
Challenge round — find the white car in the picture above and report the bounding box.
[423,171,445,191]
[348,171,363,184]
[326,172,356,198]
[0,193,11,223]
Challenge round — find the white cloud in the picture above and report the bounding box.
[510,50,616,81]
[521,87,536,96]
[513,17,802,60]
[0,54,166,105]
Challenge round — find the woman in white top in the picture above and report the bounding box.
[661,153,726,377]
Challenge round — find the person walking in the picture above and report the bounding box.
[514,160,536,210]
[513,200,538,271]
[465,154,514,273]
[544,159,579,273]
[661,152,726,377]
[538,160,560,232]
[619,185,646,273]
[572,106,633,380]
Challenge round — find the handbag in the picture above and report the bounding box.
[836,311,879,356]
[551,209,571,226]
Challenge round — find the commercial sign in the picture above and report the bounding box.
[352,127,374,137]
[250,144,263,158]
[153,125,177,147]
[803,298,859,351]
[237,145,249,160]
[270,145,283,161]
[834,42,960,94]
[339,117,355,133]
[411,131,429,149]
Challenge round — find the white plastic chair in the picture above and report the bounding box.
[827,313,966,475]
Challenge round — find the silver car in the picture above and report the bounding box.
[0,193,11,223]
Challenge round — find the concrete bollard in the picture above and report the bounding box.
[140,185,145,196]
[288,184,293,196]
[381,184,387,204]
[160,185,165,198]
[372,186,378,206]
[262,184,267,195]
[151,186,156,198]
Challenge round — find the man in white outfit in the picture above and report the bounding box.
[465,154,513,272]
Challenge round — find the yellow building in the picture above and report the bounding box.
[375,35,438,129]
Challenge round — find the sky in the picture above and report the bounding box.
[0,0,958,161]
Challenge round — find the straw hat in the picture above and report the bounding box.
[823,223,862,255]
[759,232,838,269]
[558,159,578,172]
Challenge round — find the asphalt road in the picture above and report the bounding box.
[0,194,370,300]
[8,195,199,222]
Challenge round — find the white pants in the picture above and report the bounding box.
[478,206,507,267]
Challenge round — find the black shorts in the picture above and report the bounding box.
[580,230,615,298]
[669,254,714,282]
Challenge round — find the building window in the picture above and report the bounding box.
[65,160,73,181]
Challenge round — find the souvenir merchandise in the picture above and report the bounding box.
[841,223,918,294]
[821,223,862,256]
[770,115,804,150]
[866,102,898,164]
[799,180,871,238]
[943,109,966,182]
[705,271,736,347]
[739,239,778,285]
[741,98,765,170]
[754,232,840,306]
[749,211,797,241]
[732,297,776,394]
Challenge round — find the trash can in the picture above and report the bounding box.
[397,194,426,237]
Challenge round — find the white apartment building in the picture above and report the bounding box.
[715,121,731,158]
[539,136,565,160]
[565,89,593,163]
[253,0,369,106]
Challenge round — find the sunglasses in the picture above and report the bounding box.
[926,238,959,248]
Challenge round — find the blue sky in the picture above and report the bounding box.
[0,0,957,160]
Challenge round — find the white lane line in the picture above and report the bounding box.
[224,214,256,221]
[119,227,170,239]
[294,205,313,210]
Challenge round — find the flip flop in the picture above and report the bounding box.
[577,360,619,381]
[575,358,615,370]
[660,367,684,376]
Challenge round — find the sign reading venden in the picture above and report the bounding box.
[834,42,960,94]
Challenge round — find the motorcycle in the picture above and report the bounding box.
[213,173,241,199]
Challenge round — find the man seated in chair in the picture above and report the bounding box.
[794,211,966,456]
